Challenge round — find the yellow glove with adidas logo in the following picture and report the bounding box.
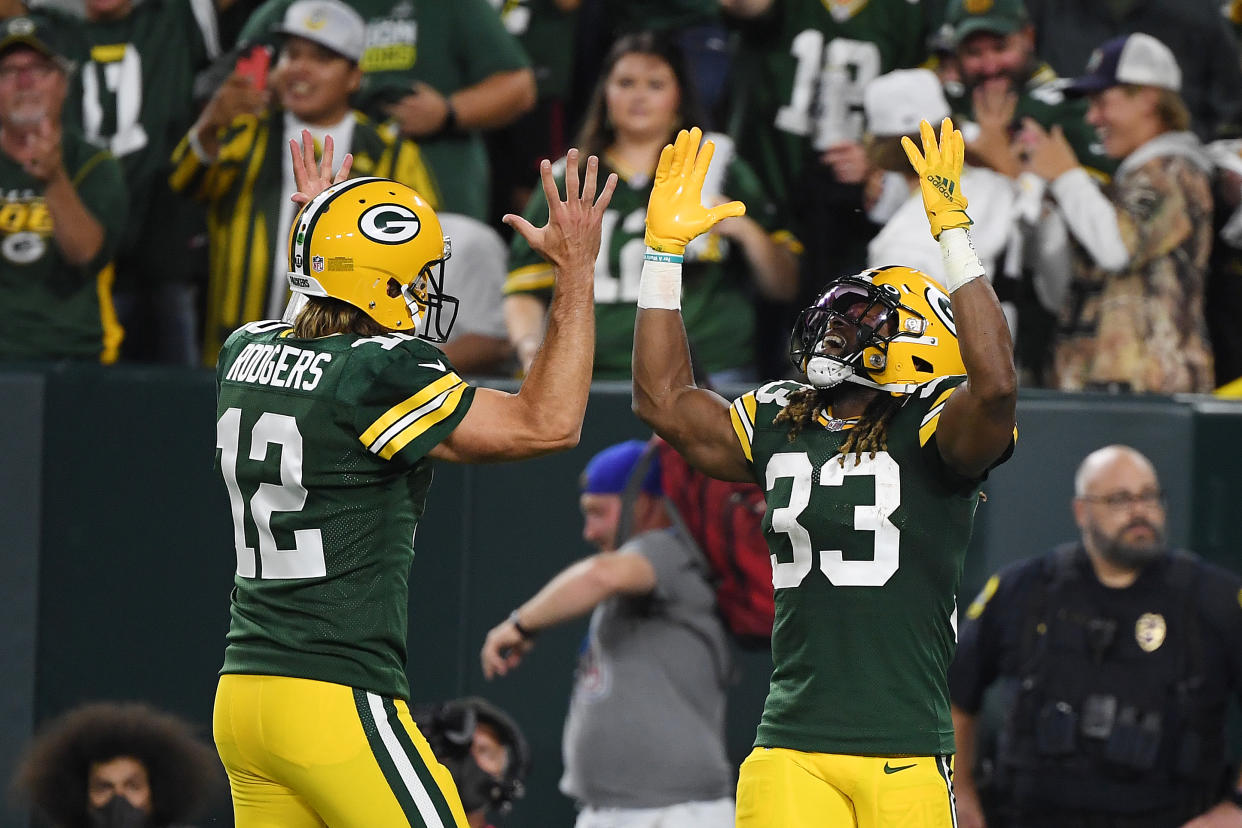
[902,117,972,240]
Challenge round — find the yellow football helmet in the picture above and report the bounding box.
[789,265,966,394]
[284,177,458,341]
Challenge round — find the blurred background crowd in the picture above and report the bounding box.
[5,0,1242,394]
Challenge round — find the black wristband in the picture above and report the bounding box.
[437,100,458,137]
[508,610,537,640]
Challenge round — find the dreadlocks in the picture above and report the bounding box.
[774,387,905,466]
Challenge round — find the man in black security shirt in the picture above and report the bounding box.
[950,444,1242,828]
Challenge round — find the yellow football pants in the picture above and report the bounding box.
[736,747,957,828]
[213,674,470,828]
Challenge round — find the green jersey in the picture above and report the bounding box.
[215,321,476,700]
[729,375,1005,755]
[729,0,931,203]
[0,131,127,362]
[239,0,530,220]
[505,150,795,379]
[72,0,219,254]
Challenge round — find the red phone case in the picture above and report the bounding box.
[236,46,270,92]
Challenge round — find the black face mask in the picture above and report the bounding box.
[88,795,152,828]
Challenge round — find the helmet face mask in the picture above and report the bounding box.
[789,266,965,394]
[285,177,460,341]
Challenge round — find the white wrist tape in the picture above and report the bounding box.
[637,248,683,310]
[938,228,986,293]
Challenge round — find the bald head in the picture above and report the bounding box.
[1073,445,1158,498]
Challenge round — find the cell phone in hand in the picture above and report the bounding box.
[235,45,271,92]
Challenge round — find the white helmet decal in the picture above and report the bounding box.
[358,204,421,244]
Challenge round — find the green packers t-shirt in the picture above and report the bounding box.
[240,0,530,220]
[0,131,127,362]
[215,322,475,700]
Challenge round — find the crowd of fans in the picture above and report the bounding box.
[3,0,1242,394]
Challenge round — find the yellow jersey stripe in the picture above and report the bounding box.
[919,413,941,447]
[504,263,555,294]
[729,394,756,463]
[96,263,123,365]
[377,381,467,460]
[361,372,463,447]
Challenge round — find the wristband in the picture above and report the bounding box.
[938,227,986,293]
[436,99,459,137]
[508,610,537,640]
[637,247,683,310]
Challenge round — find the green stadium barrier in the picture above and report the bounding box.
[1,365,1239,827]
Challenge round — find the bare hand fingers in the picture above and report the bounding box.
[564,147,581,203]
[503,212,542,247]
[289,138,309,190]
[319,134,334,181]
[536,158,560,214]
[333,152,353,184]
[580,154,598,204]
[593,172,619,213]
[301,129,316,177]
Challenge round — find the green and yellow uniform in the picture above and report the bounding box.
[72,0,219,282]
[505,153,798,379]
[729,0,933,205]
[727,375,1012,826]
[492,0,575,100]
[239,0,530,220]
[0,132,127,363]
[212,321,475,827]
[169,111,437,363]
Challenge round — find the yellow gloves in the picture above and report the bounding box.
[644,127,746,255]
[902,117,972,240]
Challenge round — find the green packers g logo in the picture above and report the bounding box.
[358,204,421,245]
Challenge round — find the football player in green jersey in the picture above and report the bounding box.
[211,137,616,827]
[633,121,1016,827]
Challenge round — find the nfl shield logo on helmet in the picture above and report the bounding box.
[312,255,325,273]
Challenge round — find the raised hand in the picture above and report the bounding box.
[645,127,746,255]
[503,148,618,275]
[902,117,972,239]
[289,129,353,205]
[17,118,64,182]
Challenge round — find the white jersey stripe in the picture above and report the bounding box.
[366,381,461,455]
[366,692,445,828]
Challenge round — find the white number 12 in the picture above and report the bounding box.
[216,408,325,579]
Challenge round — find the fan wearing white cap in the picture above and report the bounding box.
[1013,32,1216,394]
[171,0,439,363]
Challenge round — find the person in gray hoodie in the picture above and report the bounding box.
[1016,32,1215,394]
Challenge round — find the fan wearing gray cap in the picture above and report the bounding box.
[0,13,129,363]
[169,0,439,364]
[1015,32,1215,394]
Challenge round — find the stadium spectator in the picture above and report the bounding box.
[237,0,535,224]
[950,445,1242,828]
[168,0,437,363]
[944,0,1112,181]
[631,121,1015,826]
[412,697,529,828]
[0,13,128,364]
[485,0,578,225]
[1021,33,1216,393]
[720,0,937,376]
[481,439,735,827]
[1024,0,1242,141]
[74,0,220,365]
[10,700,222,828]
[504,32,797,382]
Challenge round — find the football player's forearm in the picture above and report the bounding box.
[951,276,1016,405]
[44,173,105,267]
[951,706,981,794]
[632,307,696,429]
[515,267,594,448]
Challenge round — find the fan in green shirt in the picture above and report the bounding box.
[505,32,800,381]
